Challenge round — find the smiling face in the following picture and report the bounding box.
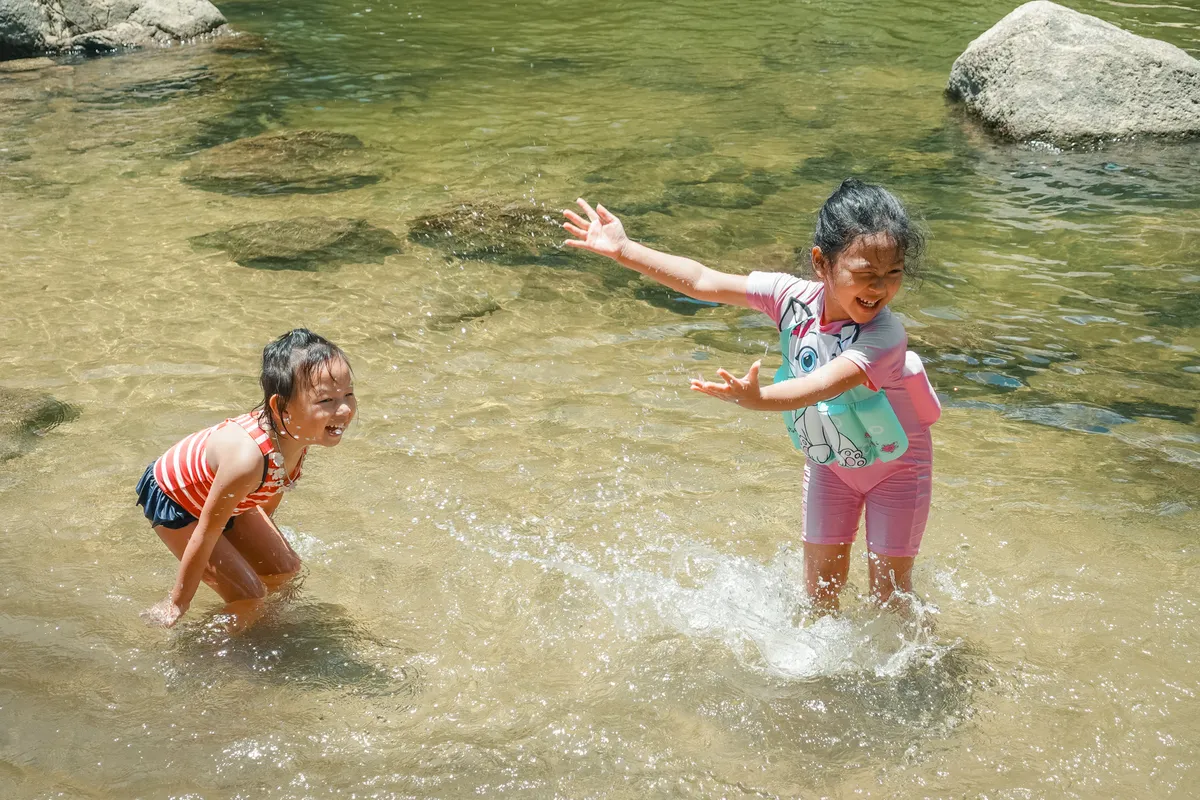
[811,232,905,325]
[272,357,357,447]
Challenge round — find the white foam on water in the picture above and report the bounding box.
[279,525,334,563]
[448,519,954,682]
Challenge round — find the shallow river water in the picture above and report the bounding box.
[1,0,1199,797]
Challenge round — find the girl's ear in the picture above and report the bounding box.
[267,394,283,424]
[811,246,828,279]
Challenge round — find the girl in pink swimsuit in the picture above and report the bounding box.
[563,179,937,612]
[134,329,357,627]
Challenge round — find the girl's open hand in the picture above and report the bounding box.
[563,198,629,259]
[690,361,764,408]
[142,598,186,628]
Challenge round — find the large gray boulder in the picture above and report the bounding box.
[0,0,226,59]
[947,1,1200,146]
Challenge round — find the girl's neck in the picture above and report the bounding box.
[820,282,851,324]
[275,433,307,463]
[262,411,307,464]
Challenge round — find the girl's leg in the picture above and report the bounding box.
[866,552,915,606]
[223,507,302,578]
[804,542,853,612]
[154,523,267,603]
[802,461,864,612]
[862,435,932,607]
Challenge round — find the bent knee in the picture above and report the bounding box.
[233,574,269,600]
[264,554,302,578]
[209,567,268,601]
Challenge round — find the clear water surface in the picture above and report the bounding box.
[1,0,1198,796]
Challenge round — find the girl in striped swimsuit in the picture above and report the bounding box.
[135,329,356,627]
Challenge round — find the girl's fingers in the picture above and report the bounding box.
[563,209,589,228]
[716,368,738,385]
[690,379,730,394]
[596,204,616,223]
[562,239,591,249]
[691,385,734,401]
[563,222,589,238]
[576,197,600,222]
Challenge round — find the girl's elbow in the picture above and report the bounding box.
[691,270,723,298]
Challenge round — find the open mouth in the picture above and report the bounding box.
[326,425,345,436]
[856,297,880,309]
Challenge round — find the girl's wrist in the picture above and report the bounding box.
[738,395,771,412]
[756,385,802,413]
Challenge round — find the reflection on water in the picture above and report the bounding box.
[1,0,1199,796]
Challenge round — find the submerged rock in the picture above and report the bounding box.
[0,55,53,71]
[0,0,228,60]
[585,152,790,216]
[664,182,764,210]
[946,1,1200,146]
[182,130,381,195]
[0,388,76,462]
[1005,403,1134,434]
[408,202,564,265]
[191,217,403,270]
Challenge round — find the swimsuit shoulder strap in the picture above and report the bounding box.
[229,413,274,458]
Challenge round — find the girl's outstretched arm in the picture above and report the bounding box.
[690,356,868,412]
[563,198,753,308]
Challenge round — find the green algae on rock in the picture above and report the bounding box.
[408,202,565,265]
[182,130,381,195]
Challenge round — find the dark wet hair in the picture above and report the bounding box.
[256,329,351,437]
[810,178,925,278]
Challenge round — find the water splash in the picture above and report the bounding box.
[448,518,959,683]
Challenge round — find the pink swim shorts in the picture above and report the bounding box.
[800,427,933,558]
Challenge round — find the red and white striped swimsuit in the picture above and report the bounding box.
[153,413,305,518]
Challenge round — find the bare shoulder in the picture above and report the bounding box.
[207,421,265,479]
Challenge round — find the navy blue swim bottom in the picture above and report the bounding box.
[135,463,233,531]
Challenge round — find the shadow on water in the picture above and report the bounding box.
[164,599,422,700]
[764,637,990,765]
